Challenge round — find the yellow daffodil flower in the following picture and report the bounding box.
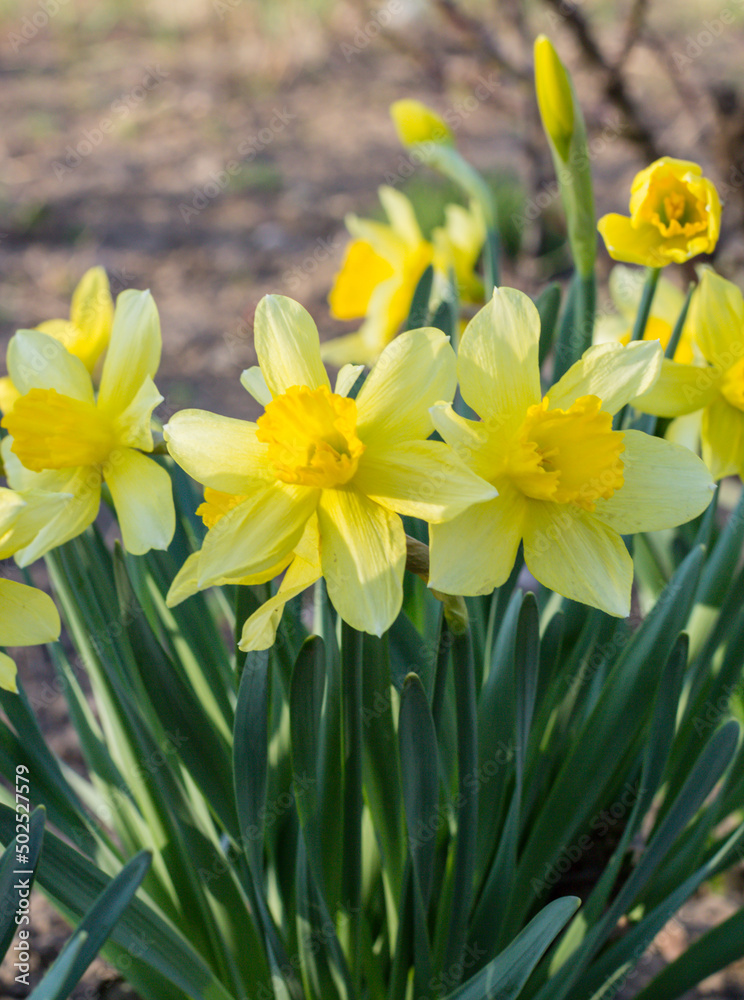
[0,266,113,414]
[325,187,434,366]
[0,577,60,692]
[325,188,484,365]
[598,157,721,268]
[595,265,694,364]
[165,294,497,644]
[634,270,744,480]
[428,288,716,616]
[0,290,175,564]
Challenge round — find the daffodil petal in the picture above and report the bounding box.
[104,450,175,555]
[597,215,667,268]
[114,375,163,451]
[689,269,744,366]
[98,290,161,417]
[428,403,498,482]
[702,397,744,480]
[633,358,720,417]
[0,578,60,646]
[166,552,203,607]
[68,266,113,370]
[355,328,456,446]
[0,489,72,560]
[164,410,272,494]
[429,487,525,596]
[254,295,330,397]
[198,482,319,587]
[548,340,662,415]
[321,332,378,368]
[12,467,101,567]
[1,437,76,493]
[523,503,632,617]
[666,410,703,451]
[239,550,321,652]
[0,652,17,693]
[379,185,424,246]
[457,287,541,432]
[7,329,94,403]
[355,440,497,523]
[317,488,405,635]
[334,364,365,397]
[592,429,714,533]
[240,366,272,407]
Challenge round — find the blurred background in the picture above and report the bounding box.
[2,0,744,995]
[2,0,744,421]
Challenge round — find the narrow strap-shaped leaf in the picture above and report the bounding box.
[406,264,435,330]
[399,673,438,993]
[27,851,151,1000]
[535,283,561,370]
[444,897,580,1000]
[0,806,44,957]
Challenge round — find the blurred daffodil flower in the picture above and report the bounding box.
[0,575,60,692]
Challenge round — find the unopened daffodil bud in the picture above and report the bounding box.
[390,99,453,148]
[533,35,596,278]
[535,35,574,163]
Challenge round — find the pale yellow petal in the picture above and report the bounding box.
[0,652,17,693]
[334,364,365,397]
[688,268,744,366]
[457,287,541,432]
[321,332,379,368]
[317,488,405,635]
[633,358,720,417]
[165,551,203,607]
[68,266,113,370]
[379,186,424,247]
[7,329,94,403]
[354,440,497,523]
[198,482,319,587]
[12,467,101,566]
[113,376,163,451]
[0,578,60,646]
[254,295,330,397]
[355,328,456,447]
[0,489,72,560]
[164,410,272,494]
[592,430,714,534]
[240,367,272,407]
[104,450,175,555]
[98,290,161,417]
[428,486,526,596]
[702,397,744,480]
[665,410,703,451]
[548,340,662,415]
[239,536,321,652]
[523,503,633,617]
[428,403,498,483]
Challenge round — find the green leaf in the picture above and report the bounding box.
[633,904,744,1000]
[535,283,561,370]
[27,851,151,1000]
[0,807,44,958]
[399,672,439,992]
[406,264,435,330]
[444,897,580,1000]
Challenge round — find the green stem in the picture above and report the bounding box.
[341,620,364,993]
[630,266,661,342]
[443,627,478,981]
